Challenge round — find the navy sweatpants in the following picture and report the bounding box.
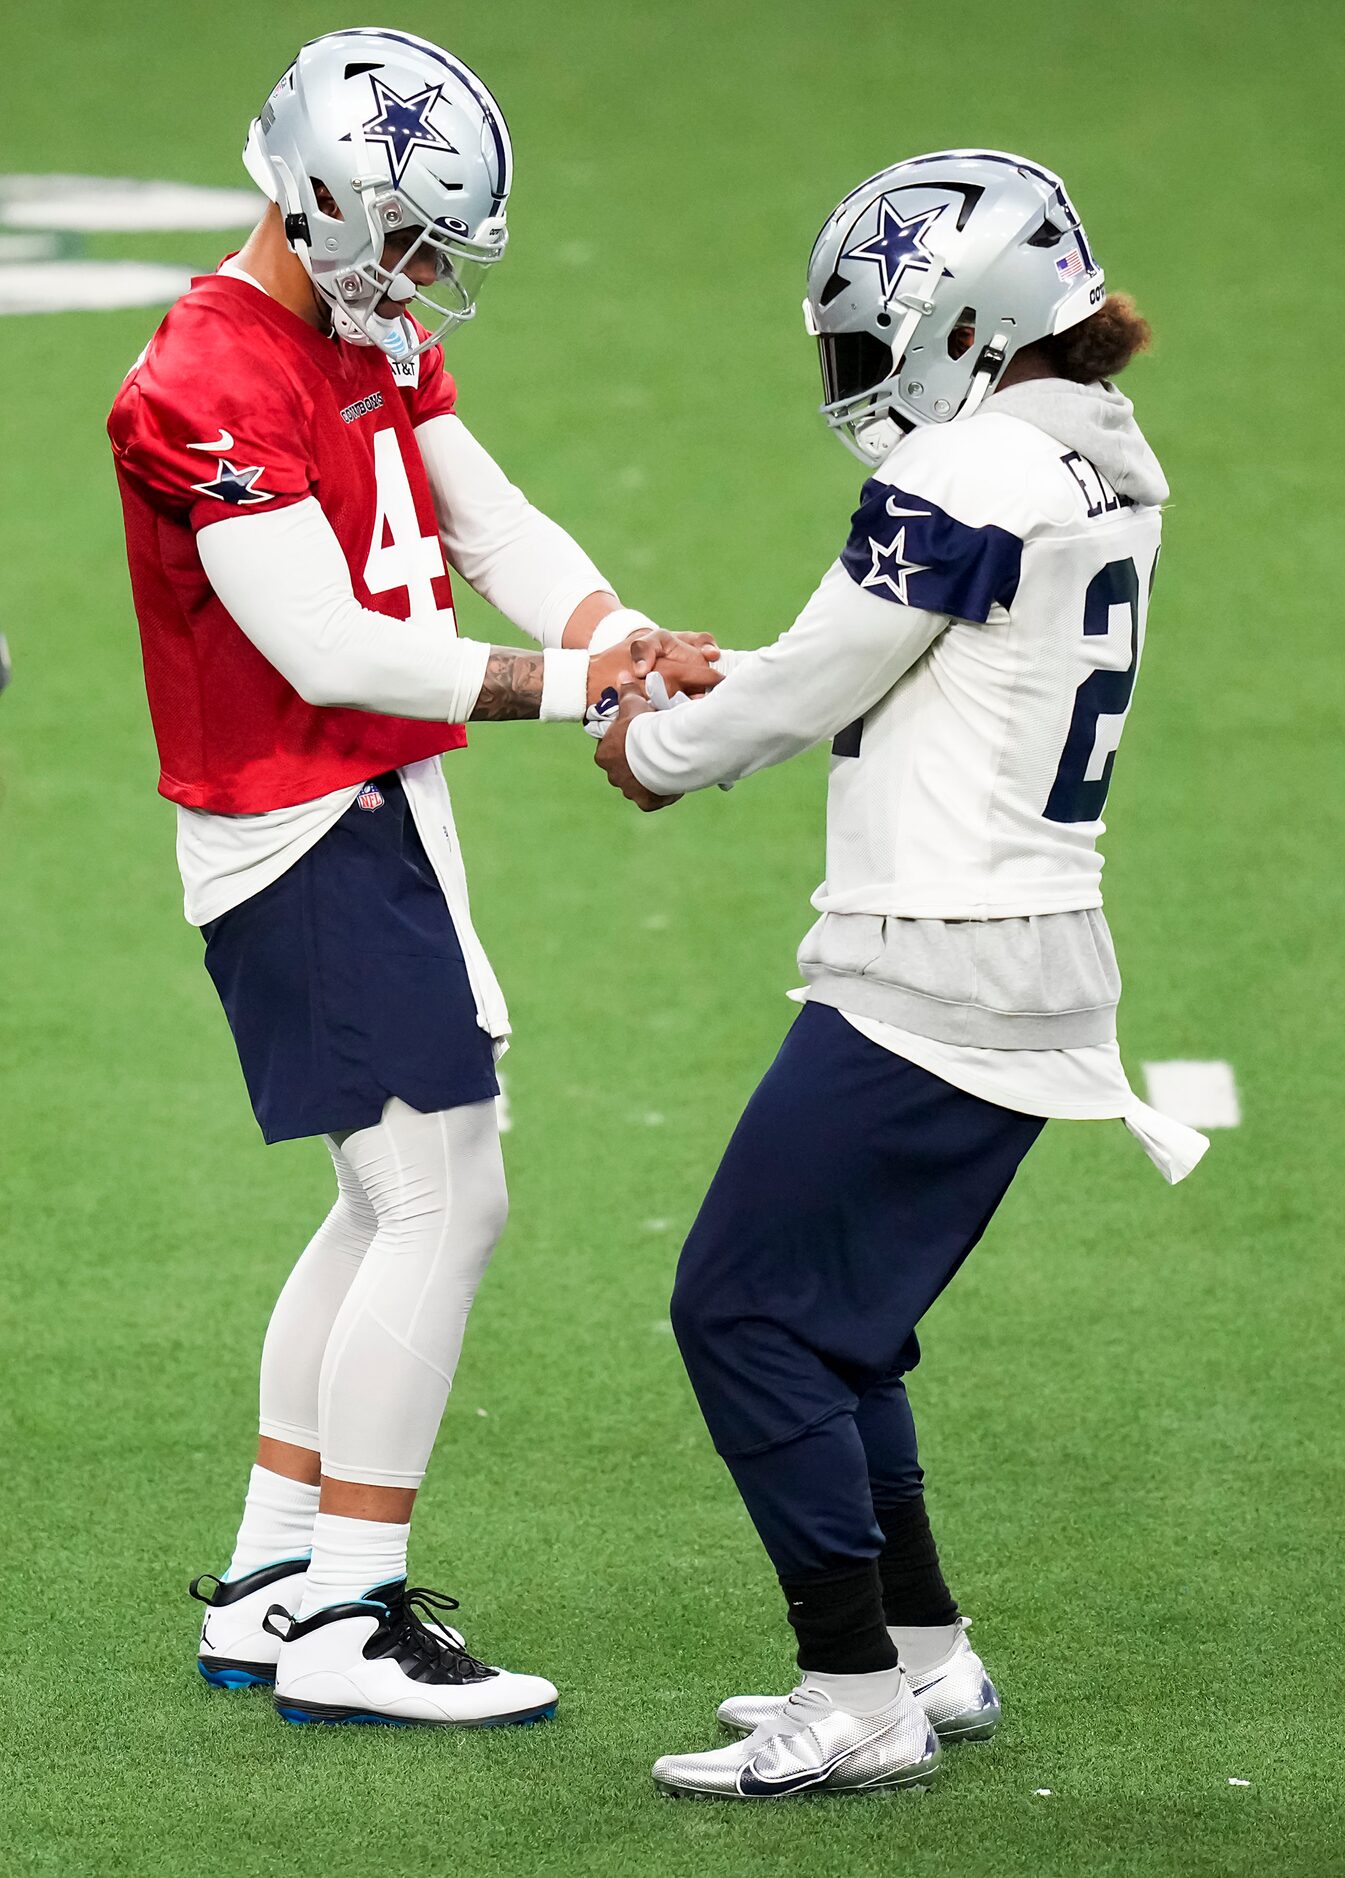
[670,1003,1044,1579]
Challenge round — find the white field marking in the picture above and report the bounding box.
[642,1217,671,1233]
[0,231,64,263]
[642,911,670,931]
[475,1408,489,1418]
[1033,1789,1053,1797]
[0,173,261,232]
[0,259,194,314]
[1142,1060,1240,1129]
[642,1111,665,1127]
[495,1073,512,1134]
[1228,1778,1251,1787]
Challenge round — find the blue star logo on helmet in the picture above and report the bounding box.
[360,75,458,187]
[841,198,944,301]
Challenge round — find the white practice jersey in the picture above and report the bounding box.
[623,381,1204,1181]
[821,408,1161,920]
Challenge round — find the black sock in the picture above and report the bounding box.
[778,1561,900,1674]
[875,1497,960,1628]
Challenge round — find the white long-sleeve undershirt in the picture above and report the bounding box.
[414,414,614,648]
[624,560,945,795]
[197,496,499,721]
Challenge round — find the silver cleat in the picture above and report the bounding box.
[654,1679,941,1801]
[716,1617,1000,1746]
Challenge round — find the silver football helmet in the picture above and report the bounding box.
[805,150,1106,463]
[243,28,512,359]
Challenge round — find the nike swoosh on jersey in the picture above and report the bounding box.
[187,430,235,454]
[885,496,932,519]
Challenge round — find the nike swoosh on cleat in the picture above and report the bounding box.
[736,1727,891,1797]
[187,430,235,453]
[736,1760,831,1797]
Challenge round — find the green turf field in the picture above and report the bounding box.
[2,1,1343,1873]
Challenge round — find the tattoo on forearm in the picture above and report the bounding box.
[470,648,546,722]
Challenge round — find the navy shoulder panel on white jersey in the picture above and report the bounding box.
[840,475,1022,622]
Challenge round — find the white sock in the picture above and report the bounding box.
[888,1621,963,1677]
[298,1513,410,1618]
[793,1665,906,1715]
[225,1465,320,1580]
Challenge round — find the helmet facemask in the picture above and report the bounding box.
[314,177,508,358]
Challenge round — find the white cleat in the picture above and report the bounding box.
[716,1618,1001,1745]
[654,1678,940,1801]
[269,1581,559,1728]
[190,1558,310,1690]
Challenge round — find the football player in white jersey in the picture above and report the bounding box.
[595,150,1209,1800]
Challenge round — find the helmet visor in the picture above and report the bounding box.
[817,329,897,406]
[373,219,508,344]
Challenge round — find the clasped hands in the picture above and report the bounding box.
[587,628,719,811]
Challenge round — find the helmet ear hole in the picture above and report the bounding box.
[948,308,977,360]
[311,179,344,221]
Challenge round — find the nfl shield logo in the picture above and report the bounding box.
[356,782,385,812]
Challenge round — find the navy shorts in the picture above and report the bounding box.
[202,773,499,1144]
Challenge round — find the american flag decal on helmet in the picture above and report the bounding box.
[356,782,385,811]
[1055,245,1086,280]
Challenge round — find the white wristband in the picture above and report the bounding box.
[538,646,590,722]
[586,606,661,655]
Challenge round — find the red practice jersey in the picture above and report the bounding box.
[108,272,468,813]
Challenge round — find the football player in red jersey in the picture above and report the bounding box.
[108,27,718,1730]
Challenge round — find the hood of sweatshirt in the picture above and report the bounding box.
[985,377,1169,507]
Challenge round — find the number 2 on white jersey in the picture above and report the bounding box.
[363,428,445,619]
[1045,554,1153,824]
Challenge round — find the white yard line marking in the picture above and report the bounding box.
[1142,1060,1241,1129]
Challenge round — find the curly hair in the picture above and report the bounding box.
[1036,292,1153,382]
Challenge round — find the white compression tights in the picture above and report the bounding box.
[257,1096,508,1489]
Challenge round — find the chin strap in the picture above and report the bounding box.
[957,333,1010,420]
[331,303,413,357]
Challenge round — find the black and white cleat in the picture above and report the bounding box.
[190,1557,310,1690]
[269,1580,559,1728]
